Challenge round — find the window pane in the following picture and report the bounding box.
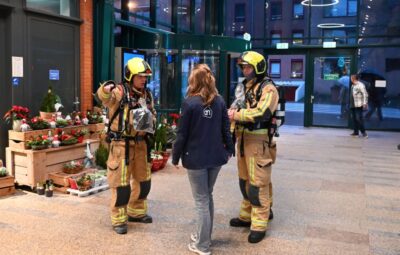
[128,0,150,26]
[26,0,78,17]
[293,31,303,44]
[291,60,303,78]
[178,0,190,32]
[324,0,347,17]
[194,0,205,34]
[270,61,281,78]
[293,1,304,19]
[235,3,245,22]
[271,32,281,45]
[271,2,282,20]
[157,0,172,28]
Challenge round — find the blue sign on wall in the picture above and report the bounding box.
[12,77,20,86]
[49,69,60,80]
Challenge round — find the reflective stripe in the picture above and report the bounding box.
[245,92,272,118]
[243,129,268,135]
[98,86,111,99]
[275,111,285,117]
[249,157,255,184]
[111,208,127,225]
[120,160,127,186]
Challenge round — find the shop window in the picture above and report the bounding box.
[271,31,281,45]
[293,0,304,19]
[270,60,281,78]
[178,0,191,32]
[26,0,78,17]
[157,0,172,29]
[324,0,357,17]
[291,59,303,78]
[194,0,205,34]
[270,2,282,20]
[235,3,245,22]
[292,31,303,45]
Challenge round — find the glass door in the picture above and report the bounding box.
[310,53,354,127]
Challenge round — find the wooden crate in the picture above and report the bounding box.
[0,176,15,197]
[48,168,97,193]
[6,139,100,189]
[8,123,105,149]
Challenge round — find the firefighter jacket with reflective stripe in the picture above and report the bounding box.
[97,83,156,137]
[233,78,279,127]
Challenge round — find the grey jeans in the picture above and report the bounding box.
[187,166,221,253]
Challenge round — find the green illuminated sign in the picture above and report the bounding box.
[324,74,339,80]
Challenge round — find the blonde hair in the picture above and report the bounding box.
[187,64,218,105]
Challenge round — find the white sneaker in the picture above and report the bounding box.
[190,233,198,242]
[188,242,211,255]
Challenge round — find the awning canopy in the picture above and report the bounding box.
[115,19,251,53]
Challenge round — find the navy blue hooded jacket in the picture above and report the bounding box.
[172,95,235,169]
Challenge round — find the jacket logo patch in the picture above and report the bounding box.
[203,106,213,118]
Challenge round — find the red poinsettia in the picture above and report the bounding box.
[3,105,30,124]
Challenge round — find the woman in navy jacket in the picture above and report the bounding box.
[172,64,234,255]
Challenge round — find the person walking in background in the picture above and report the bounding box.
[350,74,369,138]
[172,64,234,255]
[365,80,386,121]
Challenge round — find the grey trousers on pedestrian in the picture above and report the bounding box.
[187,167,221,253]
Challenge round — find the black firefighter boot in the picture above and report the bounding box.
[113,223,128,235]
[128,214,153,223]
[248,230,266,243]
[229,218,251,227]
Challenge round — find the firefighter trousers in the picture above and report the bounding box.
[106,140,151,226]
[236,131,276,232]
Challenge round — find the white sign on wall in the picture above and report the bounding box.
[375,80,386,88]
[12,56,24,77]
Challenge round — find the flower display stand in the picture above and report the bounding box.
[0,176,15,197]
[8,123,104,149]
[6,140,100,189]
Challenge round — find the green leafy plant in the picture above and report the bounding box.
[95,143,109,169]
[40,86,57,113]
[154,123,168,152]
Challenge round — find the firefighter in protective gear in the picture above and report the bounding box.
[228,51,279,243]
[97,57,156,234]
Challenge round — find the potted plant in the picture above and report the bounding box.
[95,143,109,170]
[39,86,58,119]
[36,182,45,195]
[62,160,84,174]
[27,135,51,150]
[76,174,92,191]
[70,129,88,143]
[45,184,53,197]
[150,151,164,172]
[29,117,50,130]
[86,111,103,124]
[3,105,30,131]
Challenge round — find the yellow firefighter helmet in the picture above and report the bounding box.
[124,57,152,82]
[238,51,266,75]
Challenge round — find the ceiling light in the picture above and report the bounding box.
[301,0,339,7]
[317,23,345,28]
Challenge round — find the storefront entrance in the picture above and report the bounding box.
[266,48,356,128]
[309,50,355,127]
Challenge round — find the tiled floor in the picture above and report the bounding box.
[0,126,399,255]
